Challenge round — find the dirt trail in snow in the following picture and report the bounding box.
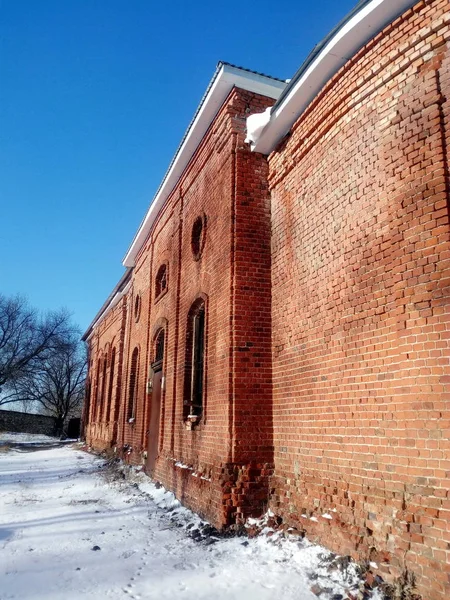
[0,441,376,600]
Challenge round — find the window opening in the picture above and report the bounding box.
[191,307,205,413]
[127,347,139,421]
[85,379,92,424]
[134,295,141,322]
[191,215,206,260]
[95,358,103,422]
[184,300,206,419]
[154,329,165,366]
[155,264,168,299]
[100,357,107,421]
[106,348,116,422]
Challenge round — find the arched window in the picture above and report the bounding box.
[183,298,206,419]
[154,329,165,366]
[84,378,92,425]
[191,215,206,260]
[106,347,116,422]
[134,294,141,322]
[127,347,139,422]
[99,356,107,421]
[95,357,103,422]
[155,264,168,299]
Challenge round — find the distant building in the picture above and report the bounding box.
[83,1,450,598]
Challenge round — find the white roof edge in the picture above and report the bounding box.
[250,0,418,154]
[123,64,286,268]
[84,280,132,341]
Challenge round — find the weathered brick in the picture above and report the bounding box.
[83,2,450,598]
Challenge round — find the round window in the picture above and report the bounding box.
[191,215,206,260]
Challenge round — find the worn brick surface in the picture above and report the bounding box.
[86,88,274,527]
[85,1,450,597]
[269,2,450,599]
[85,290,128,450]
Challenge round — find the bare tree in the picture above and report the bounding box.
[16,397,37,414]
[13,333,87,435]
[0,294,74,407]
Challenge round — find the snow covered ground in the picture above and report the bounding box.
[0,431,58,444]
[0,436,382,600]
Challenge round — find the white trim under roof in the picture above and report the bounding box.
[123,64,286,267]
[82,273,132,341]
[248,0,418,155]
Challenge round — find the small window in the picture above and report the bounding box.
[183,299,206,420]
[85,378,92,424]
[154,329,165,365]
[96,357,106,422]
[134,294,141,322]
[127,347,139,422]
[106,347,116,422]
[100,357,108,421]
[94,358,102,422]
[155,264,168,299]
[191,215,206,260]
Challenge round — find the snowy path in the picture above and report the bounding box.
[0,441,370,600]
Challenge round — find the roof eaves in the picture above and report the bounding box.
[251,0,418,154]
[220,61,287,84]
[81,268,132,342]
[271,0,373,111]
[122,62,285,268]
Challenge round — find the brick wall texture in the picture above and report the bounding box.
[84,2,450,598]
[0,410,57,436]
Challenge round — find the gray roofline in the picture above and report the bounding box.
[272,1,373,111]
[271,0,404,113]
[81,268,132,342]
[122,62,285,267]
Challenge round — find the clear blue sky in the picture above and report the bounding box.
[1,0,356,332]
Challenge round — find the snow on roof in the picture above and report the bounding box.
[247,0,418,154]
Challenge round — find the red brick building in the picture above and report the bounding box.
[83,1,450,597]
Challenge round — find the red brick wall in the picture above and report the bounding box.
[268,2,450,598]
[152,88,274,526]
[85,1,450,595]
[85,293,128,450]
[86,87,274,527]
